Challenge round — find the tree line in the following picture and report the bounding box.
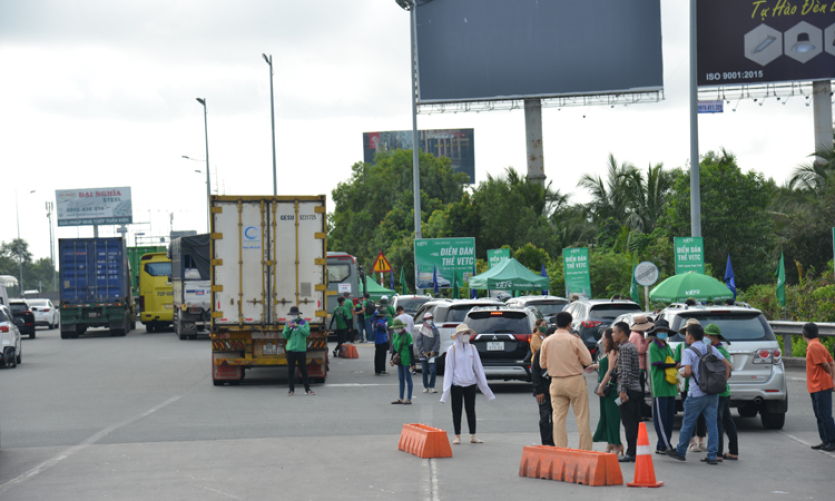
[0,239,57,294]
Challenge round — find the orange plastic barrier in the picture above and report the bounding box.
[627,422,664,488]
[519,446,623,486]
[398,423,453,459]
[339,344,358,358]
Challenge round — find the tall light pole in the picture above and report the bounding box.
[196,98,211,233]
[45,201,56,291]
[14,189,35,294]
[263,53,278,196]
[688,0,701,237]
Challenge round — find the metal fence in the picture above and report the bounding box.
[768,321,835,356]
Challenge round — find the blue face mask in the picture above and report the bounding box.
[657,332,669,341]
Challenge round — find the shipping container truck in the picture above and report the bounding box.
[59,237,136,339]
[137,252,174,332]
[127,245,167,296]
[210,195,330,385]
[169,234,211,340]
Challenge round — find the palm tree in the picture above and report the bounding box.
[789,146,835,194]
[624,163,673,232]
[577,154,637,225]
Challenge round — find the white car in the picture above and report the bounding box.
[0,304,22,368]
[28,299,60,328]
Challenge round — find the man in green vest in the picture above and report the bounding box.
[330,296,352,358]
[283,306,313,396]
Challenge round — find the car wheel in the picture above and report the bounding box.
[16,349,21,364]
[737,404,758,418]
[30,331,36,339]
[761,410,786,430]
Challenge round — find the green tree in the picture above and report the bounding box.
[512,243,551,272]
[577,154,637,227]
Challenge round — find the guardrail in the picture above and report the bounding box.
[768,321,835,357]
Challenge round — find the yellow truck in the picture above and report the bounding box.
[137,252,174,332]
[209,195,330,385]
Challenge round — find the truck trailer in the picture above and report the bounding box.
[169,234,211,340]
[59,237,136,338]
[210,195,330,385]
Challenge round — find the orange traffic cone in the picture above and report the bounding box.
[627,422,664,488]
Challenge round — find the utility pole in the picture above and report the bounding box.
[46,201,56,291]
[812,80,833,164]
[196,98,211,233]
[263,53,278,195]
[15,189,23,293]
[689,0,701,238]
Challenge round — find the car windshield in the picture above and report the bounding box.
[397,298,431,315]
[328,264,351,283]
[530,302,567,315]
[467,312,530,334]
[590,304,642,319]
[448,304,487,322]
[145,262,172,277]
[10,303,27,314]
[673,313,775,342]
[29,300,48,306]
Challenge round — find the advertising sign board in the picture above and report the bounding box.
[698,0,835,87]
[414,238,476,289]
[674,237,705,275]
[56,187,132,227]
[487,248,511,269]
[563,247,591,298]
[363,129,475,183]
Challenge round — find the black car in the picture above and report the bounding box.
[10,299,36,339]
[563,299,643,359]
[464,305,542,382]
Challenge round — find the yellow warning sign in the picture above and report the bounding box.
[371,252,392,274]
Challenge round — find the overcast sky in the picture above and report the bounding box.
[0,1,822,262]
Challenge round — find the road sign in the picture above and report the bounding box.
[634,261,659,287]
[371,252,392,274]
[674,237,705,274]
[563,247,591,298]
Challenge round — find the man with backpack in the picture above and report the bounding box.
[667,323,731,465]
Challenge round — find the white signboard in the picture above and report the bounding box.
[338,283,352,294]
[56,187,133,227]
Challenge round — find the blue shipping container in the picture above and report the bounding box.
[59,238,130,304]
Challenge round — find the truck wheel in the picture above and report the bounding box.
[213,379,223,386]
[761,410,786,430]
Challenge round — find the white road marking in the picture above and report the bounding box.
[326,383,398,387]
[0,395,182,494]
[777,431,835,459]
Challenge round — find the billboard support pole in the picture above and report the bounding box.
[524,98,545,184]
[689,0,701,238]
[410,5,423,293]
[812,80,833,164]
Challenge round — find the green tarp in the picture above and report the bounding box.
[359,278,396,302]
[468,257,549,290]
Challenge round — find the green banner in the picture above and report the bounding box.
[414,237,476,289]
[674,237,705,274]
[563,247,591,298]
[487,248,511,269]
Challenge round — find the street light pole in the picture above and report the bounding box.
[46,201,56,291]
[263,53,277,196]
[196,98,211,233]
[15,189,23,293]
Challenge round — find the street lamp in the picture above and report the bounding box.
[263,53,277,196]
[14,189,36,294]
[195,98,211,234]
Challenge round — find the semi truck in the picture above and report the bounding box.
[169,234,211,340]
[59,237,136,338]
[210,195,330,385]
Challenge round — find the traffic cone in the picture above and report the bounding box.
[627,422,664,488]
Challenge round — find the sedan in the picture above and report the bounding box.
[28,298,60,329]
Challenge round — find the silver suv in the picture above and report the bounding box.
[656,304,787,429]
[465,305,542,381]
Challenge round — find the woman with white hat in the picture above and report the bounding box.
[440,324,495,444]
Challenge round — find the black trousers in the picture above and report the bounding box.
[452,384,477,435]
[374,342,389,374]
[537,393,555,446]
[639,370,653,418]
[334,329,347,352]
[717,396,739,456]
[286,350,310,393]
[619,389,642,457]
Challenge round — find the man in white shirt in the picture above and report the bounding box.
[395,305,415,335]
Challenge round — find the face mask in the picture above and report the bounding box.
[657,333,668,341]
[461,334,471,344]
[538,326,547,334]
[425,319,433,326]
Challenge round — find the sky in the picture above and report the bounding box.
[0,0,825,263]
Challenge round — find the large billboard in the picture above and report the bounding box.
[56,187,133,227]
[363,129,475,183]
[414,237,476,289]
[414,0,663,104]
[698,0,835,87]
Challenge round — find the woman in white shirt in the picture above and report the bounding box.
[440,324,495,444]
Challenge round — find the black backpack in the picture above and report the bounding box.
[688,345,728,394]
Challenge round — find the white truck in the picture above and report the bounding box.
[169,234,212,340]
[209,195,330,385]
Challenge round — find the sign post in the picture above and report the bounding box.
[634,261,660,311]
[562,247,591,299]
[414,238,476,290]
[371,252,392,286]
[674,237,705,275]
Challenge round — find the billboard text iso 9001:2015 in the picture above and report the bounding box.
[56,187,133,227]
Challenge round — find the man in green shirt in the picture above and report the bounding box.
[362,293,375,344]
[706,323,738,460]
[330,296,352,358]
[283,306,313,396]
[647,320,678,453]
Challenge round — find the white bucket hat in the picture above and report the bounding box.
[452,323,474,340]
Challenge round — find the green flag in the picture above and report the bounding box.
[399,267,408,295]
[452,271,460,299]
[630,265,640,304]
[776,251,786,307]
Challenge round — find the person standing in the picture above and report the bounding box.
[395,305,415,336]
[530,319,547,360]
[647,320,678,454]
[372,306,390,375]
[440,324,495,445]
[629,316,654,420]
[381,296,396,327]
[539,311,593,450]
[531,325,556,446]
[329,296,352,358]
[390,318,416,405]
[675,318,707,452]
[414,312,441,393]
[352,302,364,343]
[362,293,375,344]
[342,292,354,339]
[612,321,641,462]
[282,306,314,396]
[706,323,738,460]
[667,323,731,465]
[593,328,623,455]
[803,323,835,451]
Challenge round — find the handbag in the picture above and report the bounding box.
[664,355,679,385]
[391,334,403,365]
[601,384,613,398]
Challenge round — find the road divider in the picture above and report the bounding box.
[518,445,623,486]
[398,423,453,459]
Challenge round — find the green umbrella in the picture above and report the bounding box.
[452,270,460,299]
[649,271,734,304]
[400,266,408,295]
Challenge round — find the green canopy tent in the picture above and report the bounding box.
[649,271,734,304]
[468,257,550,291]
[358,278,396,302]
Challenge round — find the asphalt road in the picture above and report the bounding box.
[0,324,833,500]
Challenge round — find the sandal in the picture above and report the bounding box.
[403,400,412,405]
[391,399,404,404]
[470,437,483,444]
[452,437,461,445]
[305,390,315,395]
[723,454,738,460]
[287,392,294,396]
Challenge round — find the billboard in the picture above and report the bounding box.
[363,129,475,183]
[674,237,705,275]
[563,247,592,299]
[56,187,133,227]
[698,0,835,87]
[414,0,663,104]
[414,237,476,289]
[487,248,510,269]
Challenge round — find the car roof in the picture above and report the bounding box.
[661,304,763,316]
[577,299,641,307]
[508,295,568,302]
[468,304,536,314]
[10,299,29,304]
